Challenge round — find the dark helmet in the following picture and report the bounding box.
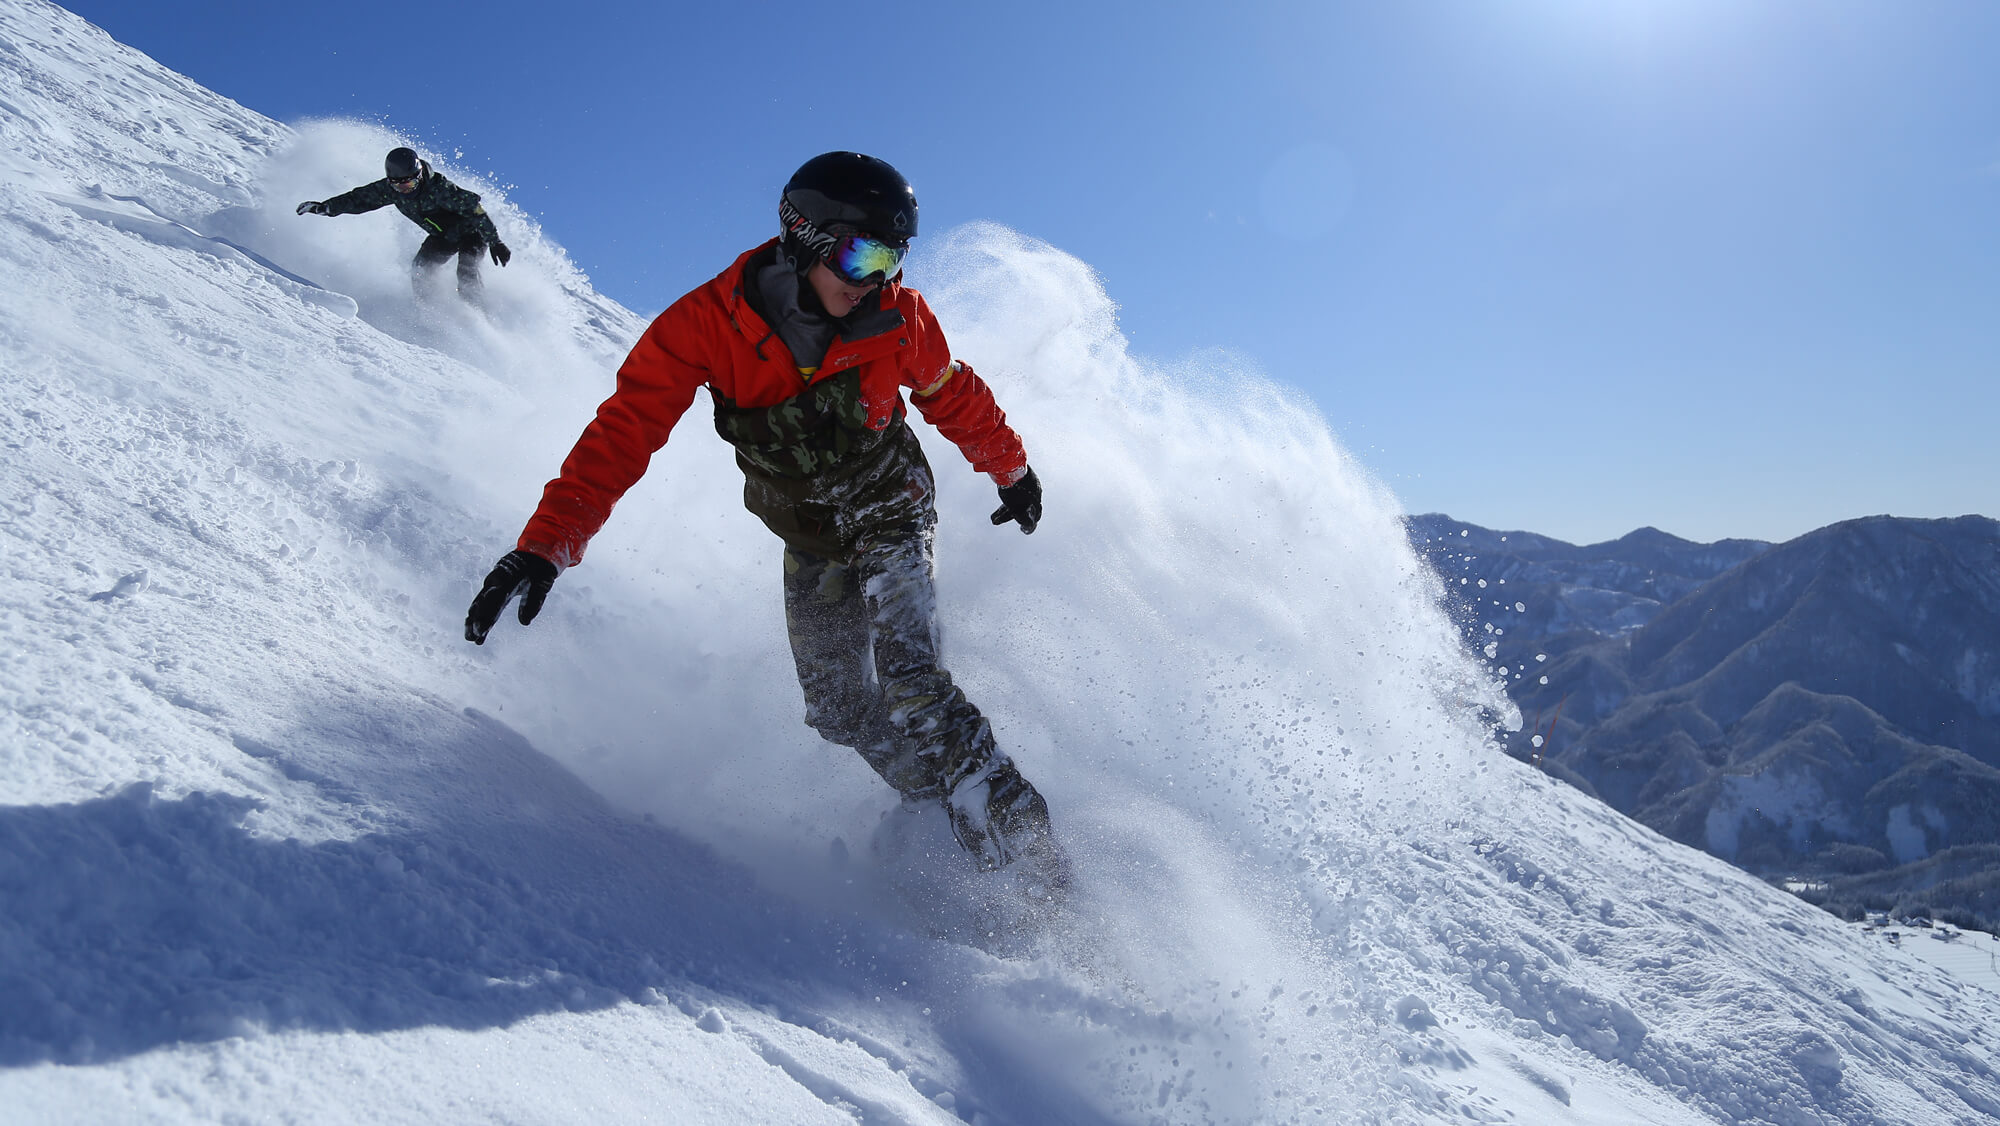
[778,152,918,271]
[384,147,424,181]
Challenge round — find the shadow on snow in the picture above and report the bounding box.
[0,706,910,1067]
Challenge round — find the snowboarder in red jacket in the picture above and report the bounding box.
[464,152,1061,893]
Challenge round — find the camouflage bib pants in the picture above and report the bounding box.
[782,522,1001,799]
[716,373,1003,799]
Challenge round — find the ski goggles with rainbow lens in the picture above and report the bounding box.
[823,234,907,286]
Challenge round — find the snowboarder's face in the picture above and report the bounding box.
[390,172,421,195]
[807,261,876,316]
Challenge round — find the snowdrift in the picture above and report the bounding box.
[3,2,1999,1122]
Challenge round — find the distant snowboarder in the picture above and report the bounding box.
[296,146,511,304]
[461,151,1065,901]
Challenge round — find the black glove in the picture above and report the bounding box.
[989,466,1042,534]
[465,550,559,644]
[490,241,511,267]
[296,201,327,216]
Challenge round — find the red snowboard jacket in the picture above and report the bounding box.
[518,241,1028,567]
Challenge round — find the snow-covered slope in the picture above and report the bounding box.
[3,2,1998,1122]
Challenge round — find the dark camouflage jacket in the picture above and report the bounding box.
[322,167,501,245]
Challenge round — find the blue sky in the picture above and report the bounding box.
[61,0,2000,545]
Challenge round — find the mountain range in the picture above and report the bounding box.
[1411,512,2000,928]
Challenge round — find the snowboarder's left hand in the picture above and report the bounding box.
[990,466,1042,534]
[296,200,327,216]
[490,241,512,267]
[465,550,558,644]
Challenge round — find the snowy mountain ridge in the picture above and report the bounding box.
[4,2,2000,1122]
[1417,512,2000,931]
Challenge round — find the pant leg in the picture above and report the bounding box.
[783,546,923,793]
[851,522,1002,797]
[455,241,485,302]
[410,234,455,298]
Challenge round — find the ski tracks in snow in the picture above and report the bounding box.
[54,184,358,316]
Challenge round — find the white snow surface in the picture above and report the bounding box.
[4,2,1999,1123]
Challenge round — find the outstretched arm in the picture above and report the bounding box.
[899,298,1041,533]
[515,299,711,567]
[317,181,397,217]
[466,298,711,645]
[901,298,1028,482]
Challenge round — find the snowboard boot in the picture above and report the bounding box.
[943,759,1069,903]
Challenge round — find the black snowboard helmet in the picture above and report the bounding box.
[384,147,424,182]
[778,152,918,273]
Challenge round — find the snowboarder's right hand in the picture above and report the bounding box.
[465,550,559,645]
[296,201,327,216]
